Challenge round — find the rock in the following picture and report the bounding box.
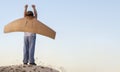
[0,65,59,72]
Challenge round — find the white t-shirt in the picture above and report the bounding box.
[24,32,36,36]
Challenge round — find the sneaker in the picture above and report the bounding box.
[29,63,37,65]
[23,63,28,65]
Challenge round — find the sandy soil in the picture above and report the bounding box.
[0,65,59,72]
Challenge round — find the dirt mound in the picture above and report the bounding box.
[0,65,59,72]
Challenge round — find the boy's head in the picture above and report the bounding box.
[26,11,33,16]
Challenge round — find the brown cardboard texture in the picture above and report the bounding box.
[4,17,56,39]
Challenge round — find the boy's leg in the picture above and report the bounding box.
[23,36,29,64]
[29,36,36,63]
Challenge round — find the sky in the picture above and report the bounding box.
[0,0,120,72]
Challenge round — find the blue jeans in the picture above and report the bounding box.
[23,36,36,63]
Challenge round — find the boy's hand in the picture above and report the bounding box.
[32,5,35,8]
[25,5,28,8]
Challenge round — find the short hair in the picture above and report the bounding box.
[26,11,33,16]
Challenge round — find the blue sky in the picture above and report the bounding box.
[0,0,120,72]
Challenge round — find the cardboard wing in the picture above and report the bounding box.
[4,17,56,39]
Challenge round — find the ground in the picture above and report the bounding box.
[0,65,59,72]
